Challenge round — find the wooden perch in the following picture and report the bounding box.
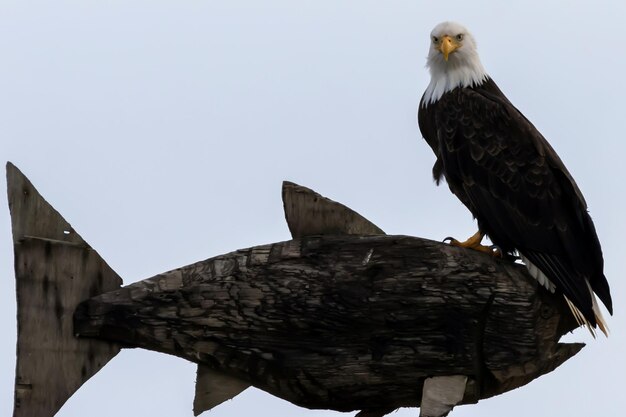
[8,164,583,417]
[76,184,582,413]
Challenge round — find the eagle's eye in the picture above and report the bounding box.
[456,34,464,41]
[432,36,439,43]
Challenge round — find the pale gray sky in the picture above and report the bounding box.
[2,1,625,416]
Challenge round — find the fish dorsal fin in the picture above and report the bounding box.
[282,181,385,238]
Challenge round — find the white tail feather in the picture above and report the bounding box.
[563,295,606,338]
[520,256,556,293]
[587,281,610,337]
[521,256,608,337]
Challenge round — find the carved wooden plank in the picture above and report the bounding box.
[282,181,384,238]
[74,234,582,413]
[193,365,250,416]
[7,163,122,417]
[420,376,467,417]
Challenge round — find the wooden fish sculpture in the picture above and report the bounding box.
[7,163,581,417]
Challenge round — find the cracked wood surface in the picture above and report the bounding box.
[73,182,582,413]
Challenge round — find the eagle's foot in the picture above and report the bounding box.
[444,231,502,257]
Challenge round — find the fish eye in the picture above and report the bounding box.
[456,34,464,41]
[432,36,439,43]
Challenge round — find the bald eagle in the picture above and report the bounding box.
[418,22,612,335]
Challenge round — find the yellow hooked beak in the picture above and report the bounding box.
[438,35,460,61]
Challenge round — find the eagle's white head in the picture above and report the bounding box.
[422,21,488,107]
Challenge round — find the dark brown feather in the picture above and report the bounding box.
[418,78,612,324]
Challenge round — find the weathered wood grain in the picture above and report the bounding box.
[8,163,583,417]
[7,163,122,417]
[194,365,249,415]
[285,181,472,417]
[282,181,385,238]
[74,234,582,413]
[420,376,467,417]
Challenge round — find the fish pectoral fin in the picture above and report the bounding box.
[420,375,468,417]
[193,365,250,416]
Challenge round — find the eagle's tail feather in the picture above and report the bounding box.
[588,281,610,337]
[563,291,609,338]
[564,296,595,338]
[521,253,608,337]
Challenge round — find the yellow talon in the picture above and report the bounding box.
[444,231,502,257]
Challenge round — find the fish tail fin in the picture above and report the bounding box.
[7,162,123,417]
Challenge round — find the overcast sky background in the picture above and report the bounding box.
[2,1,625,416]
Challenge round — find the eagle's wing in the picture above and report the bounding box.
[431,85,611,322]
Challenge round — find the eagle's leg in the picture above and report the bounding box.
[444,231,501,257]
